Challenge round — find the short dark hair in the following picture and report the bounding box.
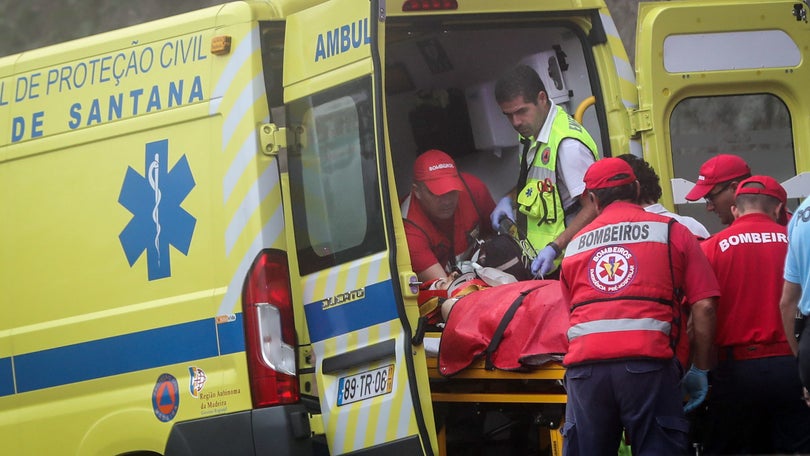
[494,64,546,105]
[590,179,637,208]
[617,154,662,204]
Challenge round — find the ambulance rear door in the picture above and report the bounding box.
[635,0,810,233]
[282,1,435,454]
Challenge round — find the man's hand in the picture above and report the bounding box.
[682,365,709,413]
[531,245,558,278]
[491,196,515,231]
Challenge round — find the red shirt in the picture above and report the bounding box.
[560,202,720,364]
[561,203,719,308]
[701,212,789,347]
[404,173,495,274]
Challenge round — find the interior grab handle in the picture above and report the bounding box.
[574,96,596,124]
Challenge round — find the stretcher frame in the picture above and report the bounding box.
[424,334,567,456]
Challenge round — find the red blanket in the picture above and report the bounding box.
[437,279,570,377]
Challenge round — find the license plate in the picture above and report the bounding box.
[336,364,394,406]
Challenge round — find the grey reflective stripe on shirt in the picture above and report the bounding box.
[567,318,672,341]
[565,221,669,257]
[527,164,554,182]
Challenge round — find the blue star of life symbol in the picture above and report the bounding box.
[119,139,196,281]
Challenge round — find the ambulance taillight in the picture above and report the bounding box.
[402,0,458,11]
[242,249,299,407]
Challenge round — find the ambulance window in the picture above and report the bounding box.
[287,77,385,275]
[670,94,795,234]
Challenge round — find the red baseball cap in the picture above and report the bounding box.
[735,175,789,224]
[413,149,465,195]
[685,154,751,201]
[583,158,636,190]
[734,175,786,202]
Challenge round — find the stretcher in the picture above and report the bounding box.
[425,334,567,456]
[419,279,570,454]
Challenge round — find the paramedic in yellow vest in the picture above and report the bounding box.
[491,64,599,278]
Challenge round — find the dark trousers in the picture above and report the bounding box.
[703,355,810,454]
[799,322,810,391]
[562,359,689,456]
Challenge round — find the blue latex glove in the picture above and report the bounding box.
[682,365,709,413]
[531,245,558,278]
[491,196,515,231]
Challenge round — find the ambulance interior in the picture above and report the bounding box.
[383,16,803,237]
[381,21,592,448]
[383,19,606,203]
[380,14,587,425]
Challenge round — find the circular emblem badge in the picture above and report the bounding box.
[152,373,180,422]
[588,246,636,293]
[541,147,551,165]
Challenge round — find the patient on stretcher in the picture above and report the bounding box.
[419,267,569,376]
[419,266,518,326]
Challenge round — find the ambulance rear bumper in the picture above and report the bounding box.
[164,403,313,456]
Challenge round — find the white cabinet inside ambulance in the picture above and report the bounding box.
[2,0,809,455]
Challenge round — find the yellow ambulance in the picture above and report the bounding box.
[1,0,808,455]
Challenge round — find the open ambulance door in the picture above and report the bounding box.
[282,1,436,454]
[635,0,810,234]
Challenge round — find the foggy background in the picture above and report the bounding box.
[0,1,645,61]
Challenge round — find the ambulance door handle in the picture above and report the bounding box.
[321,339,396,375]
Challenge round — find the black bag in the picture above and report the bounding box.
[477,233,534,281]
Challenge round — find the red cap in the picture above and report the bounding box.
[734,175,786,202]
[413,149,465,195]
[583,158,636,190]
[685,154,751,201]
[735,175,788,224]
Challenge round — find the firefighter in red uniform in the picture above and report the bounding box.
[684,154,752,228]
[402,149,495,282]
[700,175,810,454]
[559,158,719,455]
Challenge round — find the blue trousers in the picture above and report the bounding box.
[562,359,689,456]
[702,355,810,454]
